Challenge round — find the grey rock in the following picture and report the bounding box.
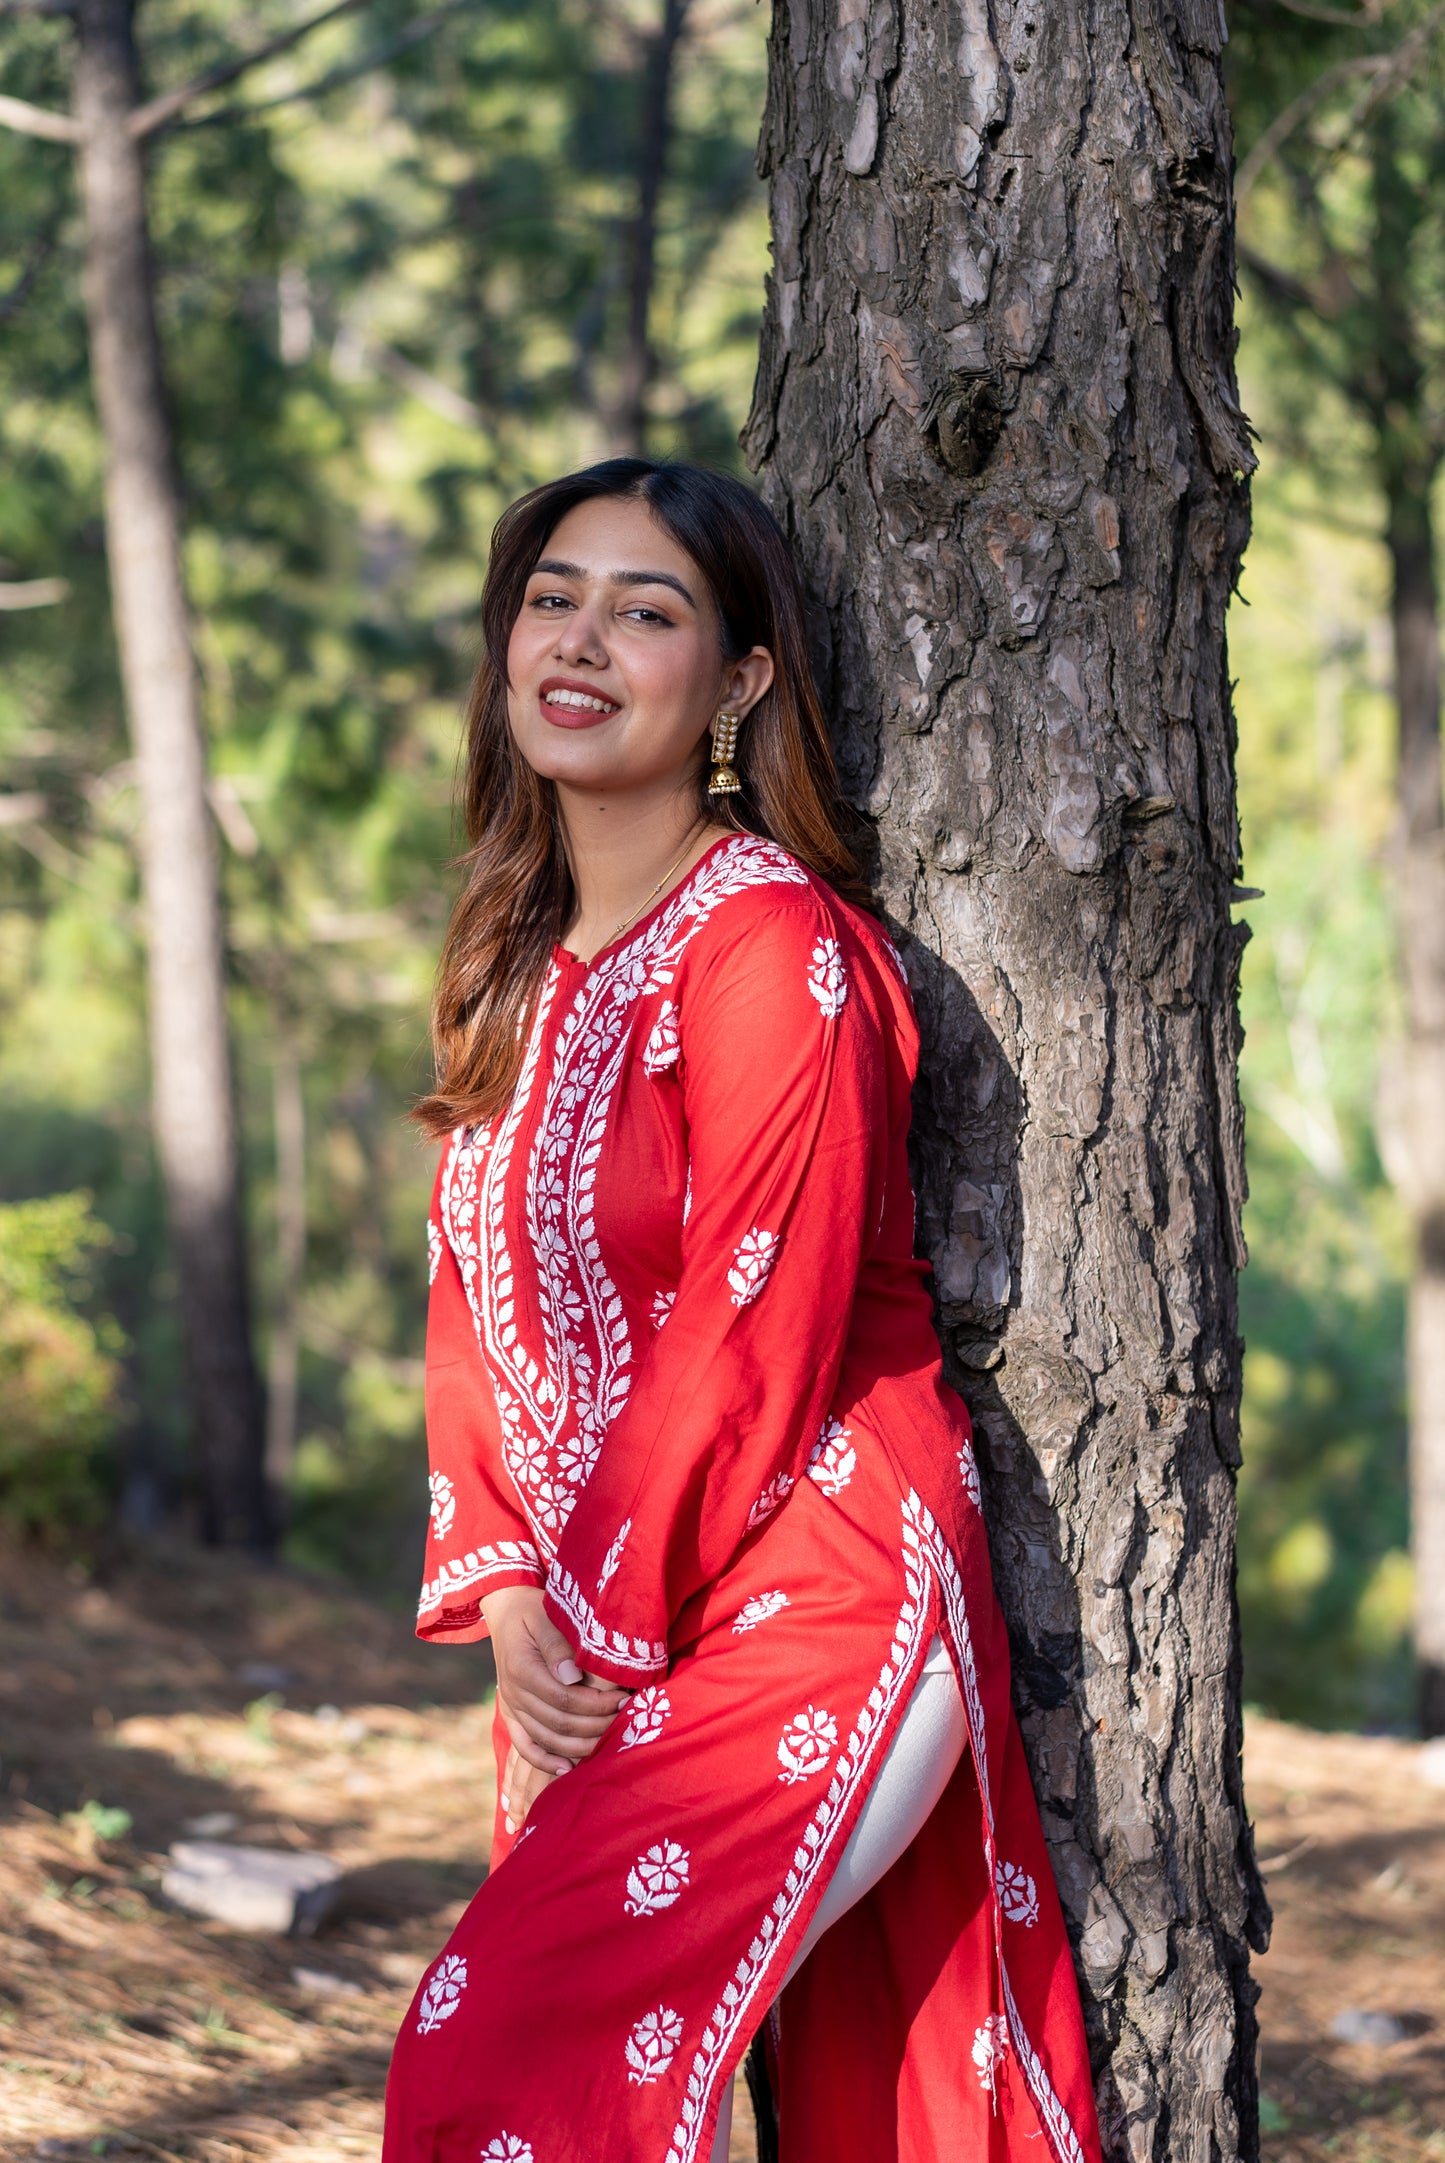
[163,1839,342,1935]
[291,1964,364,1996]
[182,1809,240,1837]
[1330,2008,1410,2049]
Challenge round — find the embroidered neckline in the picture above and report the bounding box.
[551,832,757,974]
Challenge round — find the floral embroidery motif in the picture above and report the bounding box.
[650,1289,676,1330]
[972,2014,1008,2096]
[427,1470,456,1541]
[481,2139,534,2162]
[746,1471,794,1529]
[626,2005,684,2084]
[618,1686,671,1750]
[427,1217,442,1286]
[682,1164,693,1224]
[597,1518,631,1593]
[959,1438,982,1510]
[806,935,848,1018]
[416,1953,467,2034]
[545,1561,668,1677]
[732,1590,790,1634]
[438,837,810,1565]
[625,1839,690,1916]
[728,1227,779,1308]
[995,1860,1039,1927]
[642,1000,680,1075]
[807,1419,856,1497]
[417,1539,542,1622]
[776,1705,838,1785]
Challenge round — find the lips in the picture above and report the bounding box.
[538,676,622,728]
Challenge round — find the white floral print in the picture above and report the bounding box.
[777,1705,838,1785]
[650,1289,676,1330]
[959,1438,982,1510]
[415,1953,467,2034]
[558,1429,601,1485]
[727,1227,779,1308]
[642,1001,681,1075]
[597,1517,631,1593]
[995,1860,1039,1927]
[807,1419,856,1497]
[427,1217,443,1286]
[626,2005,683,2084]
[732,1590,790,1634]
[972,2014,1008,2095]
[618,1686,671,1750]
[806,936,848,1018]
[625,1839,690,1916]
[428,1470,456,1540]
[747,1471,795,1529]
[481,2139,533,2162]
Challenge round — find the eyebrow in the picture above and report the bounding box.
[532,557,696,607]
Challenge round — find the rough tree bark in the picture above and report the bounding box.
[73,0,270,1547]
[745,2,1269,2155]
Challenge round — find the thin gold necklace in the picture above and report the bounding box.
[612,822,707,938]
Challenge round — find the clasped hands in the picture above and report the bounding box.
[481,1584,629,1834]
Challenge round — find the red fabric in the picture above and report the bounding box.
[385,834,1102,2163]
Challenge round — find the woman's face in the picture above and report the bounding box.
[505,495,773,799]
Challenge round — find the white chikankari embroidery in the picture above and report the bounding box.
[959,1438,982,1509]
[642,1000,680,1075]
[807,1419,856,1497]
[437,838,809,1565]
[417,1539,542,1622]
[625,1840,690,1916]
[732,1590,790,1634]
[481,2139,534,2162]
[806,935,848,1018]
[428,1470,456,1541]
[597,1518,631,1593]
[626,2005,684,2084]
[427,1217,443,1285]
[747,1471,794,1529]
[546,1562,668,1677]
[728,1227,779,1307]
[663,1510,931,2163]
[995,1860,1039,1927]
[682,1163,693,1224]
[650,1289,676,1330]
[618,1686,671,1750]
[416,1953,467,2034]
[777,1705,838,1785]
[972,2014,1008,2097]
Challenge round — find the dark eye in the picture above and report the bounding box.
[530,591,571,610]
[625,605,671,625]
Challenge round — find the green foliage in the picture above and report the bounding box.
[0,1190,125,1538]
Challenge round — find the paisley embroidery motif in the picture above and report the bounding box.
[746,1471,794,1529]
[642,1000,680,1075]
[973,2014,1008,2097]
[732,1590,790,1634]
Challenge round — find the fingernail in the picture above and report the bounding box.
[505,1815,516,1833]
[500,1794,510,1812]
[556,1659,583,1685]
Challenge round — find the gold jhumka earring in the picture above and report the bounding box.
[708,712,741,797]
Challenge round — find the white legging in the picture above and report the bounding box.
[708,1635,967,2162]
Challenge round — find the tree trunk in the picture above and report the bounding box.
[746,2,1268,2155]
[611,0,690,456]
[74,0,270,1549]
[265,1027,307,1503]
[1386,476,1445,1736]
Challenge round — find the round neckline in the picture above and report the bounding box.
[553,831,738,973]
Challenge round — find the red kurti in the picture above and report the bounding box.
[385,833,1102,2163]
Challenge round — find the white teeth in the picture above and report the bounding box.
[546,688,617,713]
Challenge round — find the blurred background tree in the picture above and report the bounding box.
[0,0,1435,1737]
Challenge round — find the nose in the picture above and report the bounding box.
[553,594,609,668]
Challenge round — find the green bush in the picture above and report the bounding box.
[0,1190,125,1537]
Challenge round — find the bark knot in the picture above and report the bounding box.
[918,368,1007,480]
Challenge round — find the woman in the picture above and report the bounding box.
[385,460,1102,2163]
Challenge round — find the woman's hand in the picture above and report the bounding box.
[500,1734,561,1834]
[483,1584,627,1778]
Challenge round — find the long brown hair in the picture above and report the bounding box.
[414,458,868,1138]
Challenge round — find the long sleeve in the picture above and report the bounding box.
[543,894,889,1684]
[419,1157,545,1642]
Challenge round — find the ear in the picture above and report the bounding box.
[719,645,775,719]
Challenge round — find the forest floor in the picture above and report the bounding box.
[0,1541,1441,2163]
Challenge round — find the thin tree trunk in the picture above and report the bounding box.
[265,1028,307,1502]
[747,2,1267,2154]
[611,0,689,456]
[73,0,270,1549]
[1386,477,1445,1736]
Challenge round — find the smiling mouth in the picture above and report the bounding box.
[540,682,621,724]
